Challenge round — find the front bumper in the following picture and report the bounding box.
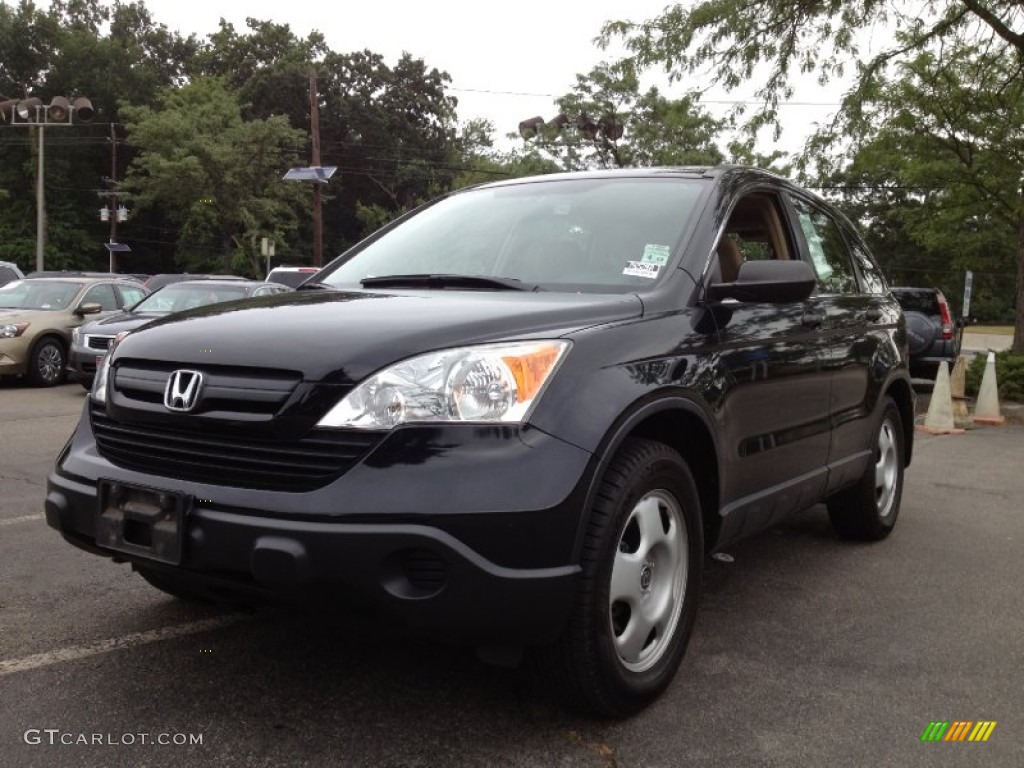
[46,404,594,646]
[66,342,101,384]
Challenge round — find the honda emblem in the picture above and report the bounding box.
[164,370,203,412]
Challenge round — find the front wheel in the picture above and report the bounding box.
[827,396,905,541]
[539,438,704,717]
[27,337,66,387]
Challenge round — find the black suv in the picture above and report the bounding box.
[46,167,914,716]
[890,287,959,379]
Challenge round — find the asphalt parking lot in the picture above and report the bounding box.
[1,380,1022,767]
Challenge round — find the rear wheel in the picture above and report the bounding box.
[539,438,703,717]
[827,396,905,541]
[27,337,66,387]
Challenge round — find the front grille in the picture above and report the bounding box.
[90,402,383,492]
[86,335,114,350]
[112,360,301,418]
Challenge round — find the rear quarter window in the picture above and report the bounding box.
[892,290,939,314]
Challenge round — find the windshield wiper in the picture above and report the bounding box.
[360,274,534,291]
[295,281,335,291]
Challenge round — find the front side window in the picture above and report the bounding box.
[790,197,859,295]
[319,177,708,293]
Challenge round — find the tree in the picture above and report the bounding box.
[0,0,199,273]
[822,45,1021,321]
[603,1,1024,352]
[120,78,307,275]
[515,60,726,171]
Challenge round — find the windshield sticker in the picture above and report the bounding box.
[623,260,661,279]
[641,244,670,265]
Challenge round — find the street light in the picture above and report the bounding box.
[518,112,625,142]
[0,94,95,271]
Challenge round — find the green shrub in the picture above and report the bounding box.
[965,352,1024,403]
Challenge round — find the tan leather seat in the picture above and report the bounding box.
[716,237,744,283]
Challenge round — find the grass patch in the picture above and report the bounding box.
[966,325,1015,335]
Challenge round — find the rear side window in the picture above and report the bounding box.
[790,197,859,295]
[81,283,119,311]
[892,290,939,314]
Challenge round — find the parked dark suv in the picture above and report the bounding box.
[890,287,959,379]
[46,167,914,716]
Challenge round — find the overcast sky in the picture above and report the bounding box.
[39,0,844,156]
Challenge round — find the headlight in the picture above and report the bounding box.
[91,331,130,404]
[317,340,570,429]
[91,352,111,403]
[0,322,29,339]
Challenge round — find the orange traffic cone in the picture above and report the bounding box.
[973,352,1005,426]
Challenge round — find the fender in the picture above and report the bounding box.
[569,392,719,563]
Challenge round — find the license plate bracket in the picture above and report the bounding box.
[96,481,190,565]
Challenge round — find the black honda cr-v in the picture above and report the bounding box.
[46,167,914,716]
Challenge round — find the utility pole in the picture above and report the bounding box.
[309,71,323,267]
[108,123,118,273]
[35,124,45,272]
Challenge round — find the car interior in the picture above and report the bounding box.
[710,193,795,284]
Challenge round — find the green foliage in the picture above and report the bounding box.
[120,78,307,274]
[514,60,726,171]
[817,45,1022,324]
[966,352,1024,404]
[601,1,1024,351]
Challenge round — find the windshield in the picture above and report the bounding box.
[319,177,706,293]
[132,283,250,314]
[0,280,82,311]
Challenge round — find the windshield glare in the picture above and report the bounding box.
[321,177,706,292]
[0,280,82,311]
[133,284,249,314]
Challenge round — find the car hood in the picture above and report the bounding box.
[83,311,162,335]
[0,308,65,326]
[112,289,644,383]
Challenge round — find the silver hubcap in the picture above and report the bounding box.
[37,344,63,383]
[609,490,687,672]
[875,418,898,519]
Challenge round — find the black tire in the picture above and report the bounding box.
[827,396,905,541]
[27,337,66,387]
[538,438,704,717]
[136,566,212,603]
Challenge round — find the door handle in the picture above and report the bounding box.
[801,309,826,328]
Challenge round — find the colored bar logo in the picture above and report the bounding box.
[921,721,996,742]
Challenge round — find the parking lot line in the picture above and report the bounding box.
[0,514,44,527]
[0,615,247,677]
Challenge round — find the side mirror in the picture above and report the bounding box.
[76,302,102,316]
[706,260,817,304]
